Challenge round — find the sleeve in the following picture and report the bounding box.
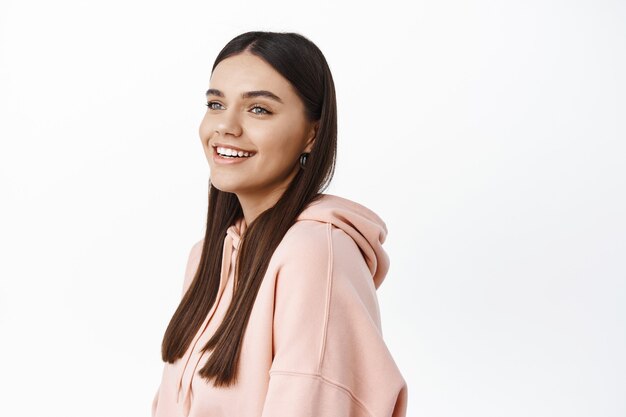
[180,238,204,297]
[260,222,408,417]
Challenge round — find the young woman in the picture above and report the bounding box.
[152,31,408,417]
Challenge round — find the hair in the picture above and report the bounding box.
[160,31,338,387]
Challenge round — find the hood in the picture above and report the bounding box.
[225,193,390,288]
[296,194,390,289]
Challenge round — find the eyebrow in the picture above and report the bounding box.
[205,88,283,104]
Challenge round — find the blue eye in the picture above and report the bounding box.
[250,105,271,115]
[205,101,271,115]
[205,101,224,110]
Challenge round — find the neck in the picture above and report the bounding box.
[235,165,303,224]
[236,185,288,225]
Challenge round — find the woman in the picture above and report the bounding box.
[152,31,407,417]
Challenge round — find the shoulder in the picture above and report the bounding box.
[274,220,358,261]
[187,238,204,267]
[181,238,204,295]
[279,220,330,251]
[269,221,330,276]
[271,220,365,285]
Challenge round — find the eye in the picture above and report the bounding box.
[205,101,224,110]
[250,104,272,115]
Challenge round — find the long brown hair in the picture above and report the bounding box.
[161,31,338,387]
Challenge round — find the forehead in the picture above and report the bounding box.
[209,52,292,95]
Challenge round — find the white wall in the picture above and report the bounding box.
[0,1,624,416]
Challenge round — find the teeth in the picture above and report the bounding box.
[216,146,254,158]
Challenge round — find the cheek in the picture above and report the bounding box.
[252,119,306,155]
[257,135,300,168]
[199,116,212,139]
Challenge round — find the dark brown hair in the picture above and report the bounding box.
[160,31,338,387]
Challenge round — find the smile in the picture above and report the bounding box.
[214,145,256,158]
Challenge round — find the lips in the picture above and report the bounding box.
[212,143,256,158]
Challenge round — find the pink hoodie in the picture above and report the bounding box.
[152,194,408,417]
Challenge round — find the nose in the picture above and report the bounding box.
[214,108,243,137]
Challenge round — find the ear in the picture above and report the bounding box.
[303,121,319,153]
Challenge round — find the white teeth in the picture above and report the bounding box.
[216,146,255,158]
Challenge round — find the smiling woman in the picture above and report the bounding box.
[200,52,319,221]
[152,31,407,417]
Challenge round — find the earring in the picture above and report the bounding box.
[299,152,310,169]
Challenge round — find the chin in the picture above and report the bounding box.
[209,176,244,194]
[210,181,237,193]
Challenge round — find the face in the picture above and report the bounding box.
[199,52,318,204]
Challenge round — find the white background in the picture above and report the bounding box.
[1,1,624,416]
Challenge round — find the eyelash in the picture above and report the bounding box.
[205,101,272,115]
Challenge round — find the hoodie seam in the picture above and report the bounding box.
[316,221,333,374]
[268,370,375,417]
